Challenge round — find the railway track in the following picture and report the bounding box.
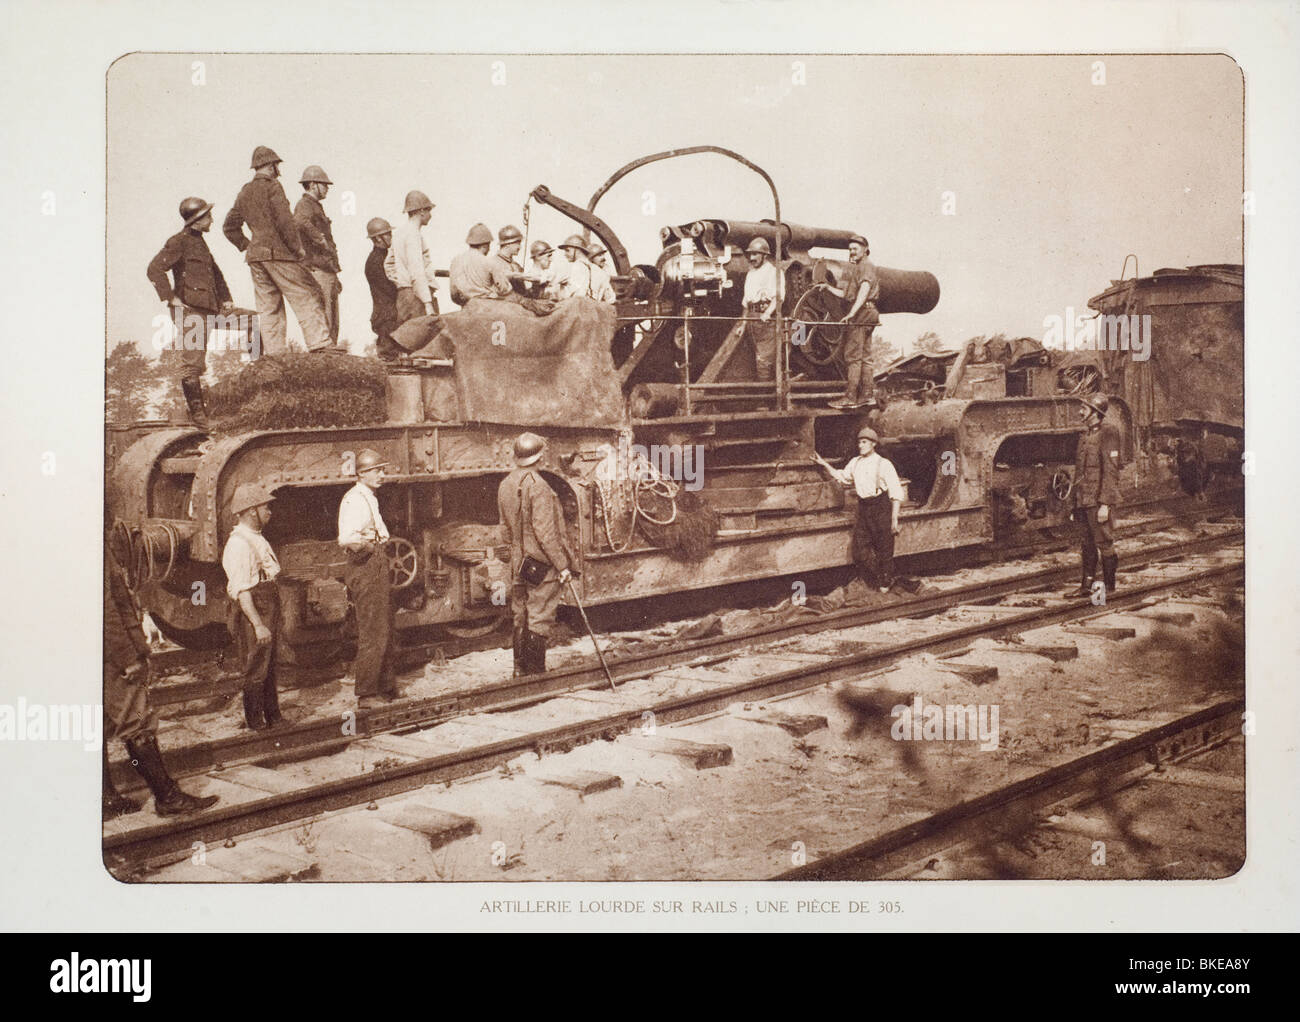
[775,699,1244,880]
[113,522,1241,788]
[142,493,1239,703]
[105,528,1243,875]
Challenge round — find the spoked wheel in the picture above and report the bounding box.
[1051,468,1074,503]
[384,537,419,589]
[789,289,847,371]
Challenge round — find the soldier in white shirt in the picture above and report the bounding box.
[813,425,904,592]
[384,190,438,326]
[221,481,285,729]
[741,237,782,380]
[337,449,399,707]
[553,235,594,300]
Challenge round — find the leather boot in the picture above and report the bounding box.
[1102,554,1119,593]
[180,379,211,430]
[512,625,531,677]
[1067,579,1096,598]
[829,363,862,408]
[125,732,219,817]
[261,673,284,727]
[527,632,548,675]
[102,743,140,818]
[242,686,267,731]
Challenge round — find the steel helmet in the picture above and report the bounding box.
[299,165,333,185]
[366,217,392,239]
[498,224,523,244]
[1081,393,1110,417]
[559,234,589,255]
[513,432,546,466]
[466,223,493,246]
[403,190,435,213]
[745,237,771,256]
[529,240,553,259]
[250,145,282,169]
[589,242,607,257]
[355,448,390,474]
[179,196,214,226]
[230,481,277,515]
[857,425,880,443]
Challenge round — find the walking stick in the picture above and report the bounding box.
[566,577,617,691]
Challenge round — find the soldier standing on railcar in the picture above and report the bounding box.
[221,481,286,730]
[1068,394,1122,597]
[222,146,332,354]
[104,537,220,818]
[497,433,577,677]
[337,450,401,707]
[818,233,880,409]
[813,424,904,593]
[740,237,782,381]
[384,190,438,326]
[146,196,233,429]
[293,165,343,346]
[364,217,401,361]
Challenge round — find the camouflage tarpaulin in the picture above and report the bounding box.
[433,298,627,429]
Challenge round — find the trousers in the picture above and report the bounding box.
[228,580,282,705]
[310,268,342,344]
[1074,505,1116,580]
[103,663,158,743]
[396,286,438,326]
[510,570,564,639]
[248,260,330,354]
[167,306,210,385]
[851,491,895,589]
[343,548,396,697]
[748,319,779,381]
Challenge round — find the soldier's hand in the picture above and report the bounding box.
[124,659,147,682]
[253,623,272,646]
[558,569,572,585]
[220,301,235,314]
[168,296,184,309]
[1097,504,1109,523]
[891,520,902,536]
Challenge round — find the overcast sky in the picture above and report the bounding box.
[107,53,1242,356]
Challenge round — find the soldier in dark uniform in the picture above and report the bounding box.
[1068,393,1123,597]
[146,197,233,429]
[364,218,401,361]
[497,433,577,676]
[223,145,331,354]
[104,535,219,818]
[294,165,343,346]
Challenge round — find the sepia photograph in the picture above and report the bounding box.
[99,50,1247,885]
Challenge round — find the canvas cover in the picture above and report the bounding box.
[396,298,626,429]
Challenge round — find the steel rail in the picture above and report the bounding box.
[106,550,1242,866]
[124,525,1242,786]
[773,698,1245,881]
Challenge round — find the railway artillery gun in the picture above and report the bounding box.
[108,148,1243,662]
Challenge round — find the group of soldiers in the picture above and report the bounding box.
[148,145,623,426]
